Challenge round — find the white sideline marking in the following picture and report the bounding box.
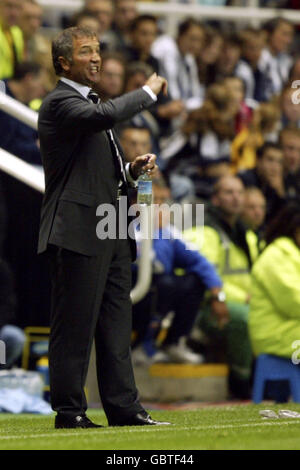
[0,419,300,441]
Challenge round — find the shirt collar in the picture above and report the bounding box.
[60,77,91,100]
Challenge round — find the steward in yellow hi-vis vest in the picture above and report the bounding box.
[184,186,259,399]
[0,22,24,80]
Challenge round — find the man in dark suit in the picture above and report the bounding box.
[38,26,170,428]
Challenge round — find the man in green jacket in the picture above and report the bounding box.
[0,0,24,80]
[184,175,259,398]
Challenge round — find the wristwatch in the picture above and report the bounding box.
[210,291,226,302]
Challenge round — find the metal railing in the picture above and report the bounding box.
[0,91,153,303]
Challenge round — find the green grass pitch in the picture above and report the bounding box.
[0,403,300,450]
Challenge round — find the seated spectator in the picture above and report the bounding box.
[238,142,286,222]
[124,14,160,74]
[110,0,138,52]
[18,0,55,91]
[0,258,25,369]
[96,51,126,100]
[151,18,205,110]
[241,187,267,239]
[165,83,237,200]
[235,27,270,102]
[258,18,294,100]
[132,182,225,365]
[84,0,115,50]
[279,127,300,197]
[0,0,24,80]
[215,32,241,80]
[70,9,102,38]
[231,101,281,173]
[119,124,194,204]
[184,176,259,399]
[249,200,300,383]
[197,26,223,88]
[223,76,253,134]
[0,61,46,165]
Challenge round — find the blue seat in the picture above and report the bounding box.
[252,354,300,403]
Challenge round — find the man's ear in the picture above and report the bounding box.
[58,56,71,73]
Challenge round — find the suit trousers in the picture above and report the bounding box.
[47,234,144,423]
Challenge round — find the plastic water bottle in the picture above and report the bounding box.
[137,170,152,205]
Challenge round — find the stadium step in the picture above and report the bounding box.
[86,350,229,405]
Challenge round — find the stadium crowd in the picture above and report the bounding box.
[0,0,300,400]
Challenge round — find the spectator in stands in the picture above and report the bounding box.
[166,83,237,200]
[197,26,223,88]
[131,181,226,365]
[235,28,269,102]
[122,62,188,179]
[96,52,126,100]
[184,176,258,399]
[125,15,159,74]
[0,0,24,80]
[0,61,46,164]
[110,0,138,52]
[119,124,194,202]
[259,18,294,100]
[279,127,300,197]
[70,9,102,38]
[85,0,115,50]
[215,33,242,80]
[249,200,300,382]
[0,258,25,369]
[231,101,281,173]
[238,142,286,222]
[223,76,253,134]
[151,18,205,110]
[241,187,267,239]
[18,0,55,92]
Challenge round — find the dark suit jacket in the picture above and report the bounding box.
[37,80,153,257]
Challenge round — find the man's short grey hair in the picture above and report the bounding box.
[52,27,98,76]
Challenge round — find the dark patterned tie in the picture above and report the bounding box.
[87,90,99,104]
[87,90,126,183]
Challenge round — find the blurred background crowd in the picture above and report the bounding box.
[1,0,300,401]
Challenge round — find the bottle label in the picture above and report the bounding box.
[138,180,152,194]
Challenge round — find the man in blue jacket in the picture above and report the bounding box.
[132,182,228,364]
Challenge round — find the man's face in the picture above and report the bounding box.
[86,0,113,34]
[281,134,300,174]
[131,20,157,55]
[242,191,266,230]
[270,21,294,54]
[0,0,22,27]
[120,128,151,162]
[224,78,244,106]
[61,36,101,87]
[99,59,124,98]
[19,1,42,38]
[76,17,101,37]
[125,71,147,92]
[257,148,283,179]
[179,25,205,57]
[212,178,245,218]
[242,36,264,66]
[23,69,47,103]
[115,0,137,32]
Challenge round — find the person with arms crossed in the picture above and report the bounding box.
[37,26,170,429]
